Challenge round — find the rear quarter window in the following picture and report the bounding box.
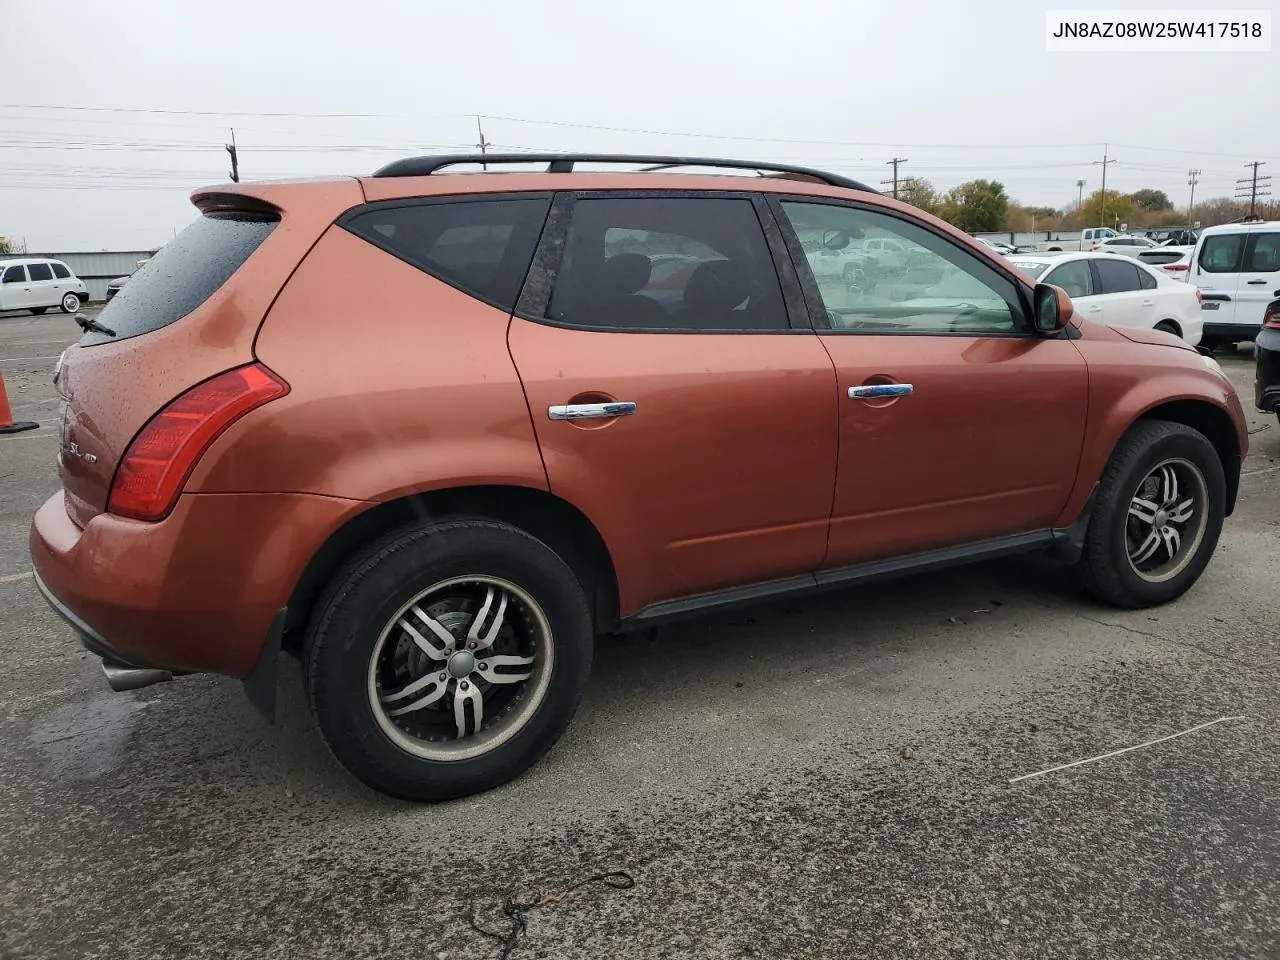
[85,211,278,346]
[1198,234,1244,274]
[51,262,71,279]
[339,196,551,311]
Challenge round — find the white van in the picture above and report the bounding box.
[1189,221,1280,347]
[0,258,89,315]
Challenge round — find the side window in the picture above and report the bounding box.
[27,262,53,281]
[341,196,551,311]
[51,263,71,279]
[1199,234,1244,273]
[780,200,1025,334]
[546,197,788,332]
[1044,260,1095,298]
[1095,258,1142,294]
[2,265,27,283]
[1246,233,1280,273]
[1138,267,1157,290]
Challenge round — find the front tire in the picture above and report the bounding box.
[1074,420,1225,608]
[59,293,80,314]
[304,519,593,801]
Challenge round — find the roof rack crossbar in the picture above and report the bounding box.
[370,153,878,193]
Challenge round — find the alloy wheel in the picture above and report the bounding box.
[367,576,554,761]
[1125,457,1209,583]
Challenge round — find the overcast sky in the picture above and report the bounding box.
[1,0,1275,251]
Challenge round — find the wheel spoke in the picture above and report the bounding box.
[454,682,484,738]
[1159,465,1179,506]
[1166,498,1195,524]
[1159,525,1181,562]
[466,585,508,652]
[384,675,449,716]
[1131,529,1162,564]
[398,605,455,661]
[1129,497,1159,524]
[477,654,535,684]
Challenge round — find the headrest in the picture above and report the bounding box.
[600,254,653,295]
[684,260,748,311]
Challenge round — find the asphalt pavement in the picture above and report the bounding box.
[1,309,1277,960]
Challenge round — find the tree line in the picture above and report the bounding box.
[897,178,1277,234]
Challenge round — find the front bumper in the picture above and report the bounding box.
[29,488,362,677]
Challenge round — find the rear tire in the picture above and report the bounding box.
[59,293,80,314]
[1154,320,1180,338]
[1074,420,1225,608]
[30,307,47,315]
[303,519,593,802]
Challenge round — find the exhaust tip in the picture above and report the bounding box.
[101,660,173,692]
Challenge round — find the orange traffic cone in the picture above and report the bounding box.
[0,369,38,435]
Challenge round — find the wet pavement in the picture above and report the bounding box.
[2,310,1278,959]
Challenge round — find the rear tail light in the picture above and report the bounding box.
[1165,263,1190,272]
[1264,301,1280,330]
[1195,288,1203,306]
[108,364,289,521]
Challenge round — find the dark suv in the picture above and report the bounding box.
[31,154,1247,801]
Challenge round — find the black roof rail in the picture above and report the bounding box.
[370,153,879,194]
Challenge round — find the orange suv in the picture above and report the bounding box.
[30,154,1247,801]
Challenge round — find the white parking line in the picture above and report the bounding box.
[0,571,33,584]
[0,355,59,363]
[1008,715,1247,784]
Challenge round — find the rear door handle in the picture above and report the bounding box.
[1141,299,1154,306]
[548,401,637,421]
[849,384,913,400]
[1247,280,1268,285]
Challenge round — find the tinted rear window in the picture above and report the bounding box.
[1095,258,1142,293]
[340,196,551,311]
[85,211,278,345]
[27,262,53,281]
[51,262,71,279]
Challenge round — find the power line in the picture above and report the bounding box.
[1235,161,1271,217]
[0,103,383,118]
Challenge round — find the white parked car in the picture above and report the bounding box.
[973,237,1017,256]
[1094,236,1160,258]
[1008,252,1203,345]
[1137,245,1194,280]
[0,258,88,315]
[1188,220,1280,349]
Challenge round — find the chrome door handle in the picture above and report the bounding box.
[548,401,637,421]
[848,384,913,400]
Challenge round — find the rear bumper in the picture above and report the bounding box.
[1255,327,1280,412]
[29,489,363,677]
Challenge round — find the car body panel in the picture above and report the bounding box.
[1052,319,1246,526]
[192,225,550,501]
[508,316,839,614]
[819,333,1089,566]
[52,179,365,527]
[30,488,362,675]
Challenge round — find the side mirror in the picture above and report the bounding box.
[822,229,851,251]
[1033,282,1074,335]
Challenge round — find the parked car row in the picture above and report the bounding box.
[0,258,88,315]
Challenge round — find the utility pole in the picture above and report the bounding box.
[1076,178,1086,212]
[1186,169,1201,229]
[1236,161,1270,218]
[1092,143,1115,228]
[475,115,489,171]
[881,157,908,200]
[225,127,239,183]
